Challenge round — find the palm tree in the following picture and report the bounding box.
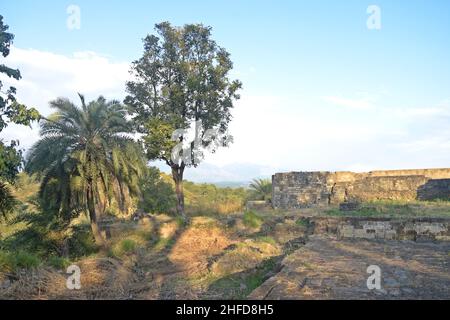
[248,178,272,202]
[0,182,16,219]
[26,94,145,247]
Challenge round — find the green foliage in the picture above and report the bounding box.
[138,167,176,214]
[0,182,17,219]
[3,187,98,260]
[5,201,70,255]
[243,211,263,228]
[0,15,40,219]
[138,171,247,215]
[324,200,450,218]
[247,178,272,202]
[295,218,309,227]
[153,237,176,251]
[0,15,40,132]
[110,238,138,257]
[125,22,242,166]
[26,95,146,243]
[66,224,98,258]
[257,236,277,246]
[120,239,137,253]
[0,140,22,183]
[0,249,41,271]
[14,250,41,269]
[183,181,246,215]
[47,256,71,270]
[125,22,242,217]
[0,249,12,271]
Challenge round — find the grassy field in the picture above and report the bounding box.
[2,174,450,299]
[323,200,450,218]
[0,208,310,299]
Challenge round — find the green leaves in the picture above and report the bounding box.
[248,179,272,202]
[0,15,40,218]
[26,95,146,223]
[0,15,40,132]
[0,140,22,183]
[0,182,17,219]
[125,22,242,167]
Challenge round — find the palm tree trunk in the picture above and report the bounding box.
[171,164,186,221]
[86,181,106,247]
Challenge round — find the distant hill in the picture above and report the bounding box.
[212,181,250,188]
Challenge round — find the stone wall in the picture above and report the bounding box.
[311,216,450,241]
[272,168,450,209]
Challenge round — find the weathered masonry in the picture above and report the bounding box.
[272,168,450,209]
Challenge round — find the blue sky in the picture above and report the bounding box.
[1,0,450,182]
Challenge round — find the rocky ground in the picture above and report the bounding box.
[250,235,450,299]
[1,210,449,299]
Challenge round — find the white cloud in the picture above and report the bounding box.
[0,46,130,149]
[392,100,450,119]
[322,95,375,110]
[2,46,450,182]
[1,46,130,114]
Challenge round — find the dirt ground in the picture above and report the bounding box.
[250,235,450,299]
[1,210,449,300]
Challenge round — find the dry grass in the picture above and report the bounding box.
[0,257,136,300]
[0,211,311,300]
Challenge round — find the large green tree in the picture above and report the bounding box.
[0,15,40,217]
[125,22,242,219]
[26,95,145,246]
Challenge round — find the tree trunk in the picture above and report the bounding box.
[86,182,106,247]
[171,164,186,221]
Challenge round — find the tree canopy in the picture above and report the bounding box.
[0,15,40,218]
[125,22,242,218]
[26,95,145,245]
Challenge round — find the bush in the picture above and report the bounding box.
[110,238,138,258]
[66,224,99,259]
[0,249,13,272]
[295,218,309,227]
[139,167,177,214]
[0,250,41,271]
[120,239,137,253]
[247,179,272,202]
[184,182,247,215]
[257,236,277,246]
[47,256,70,270]
[14,250,41,269]
[243,211,263,228]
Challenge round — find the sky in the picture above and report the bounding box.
[1,0,450,182]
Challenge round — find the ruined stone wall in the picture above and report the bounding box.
[272,168,450,209]
[312,216,450,241]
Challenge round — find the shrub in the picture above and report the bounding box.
[67,225,99,259]
[47,256,70,270]
[184,181,246,215]
[138,167,176,214]
[243,211,263,228]
[14,250,41,269]
[0,250,42,271]
[257,236,277,246]
[0,249,13,272]
[247,179,272,202]
[295,218,309,227]
[120,239,137,253]
[110,238,138,258]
